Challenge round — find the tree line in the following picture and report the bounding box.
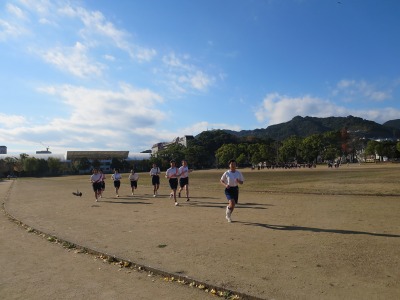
[1,129,400,177]
[149,129,400,169]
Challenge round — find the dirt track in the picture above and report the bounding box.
[1,166,400,299]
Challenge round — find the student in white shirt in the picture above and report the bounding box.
[165,160,179,206]
[129,169,139,196]
[178,160,192,201]
[99,169,106,198]
[90,168,102,202]
[111,168,122,197]
[149,163,160,197]
[220,159,244,223]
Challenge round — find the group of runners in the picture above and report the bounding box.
[90,159,245,222]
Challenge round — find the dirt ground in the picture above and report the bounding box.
[1,165,400,299]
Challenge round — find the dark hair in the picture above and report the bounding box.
[170,159,176,163]
[228,159,236,164]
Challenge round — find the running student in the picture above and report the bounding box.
[90,168,102,202]
[99,169,106,198]
[150,163,161,197]
[129,169,139,196]
[166,160,179,206]
[178,160,192,201]
[111,168,122,197]
[220,159,244,223]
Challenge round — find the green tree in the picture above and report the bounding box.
[365,140,378,156]
[36,158,49,176]
[3,157,17,174]
[184,144,208,169]
[278,136,301,163]
[23,157,39,176]
[215,144,238,168]
[156,143,186,169]
[248,143,263,165]
[236,153,246,166]
[0,159,8,177]
[47,157,62,175]
[300,134,323,163]
[196,130,238,167]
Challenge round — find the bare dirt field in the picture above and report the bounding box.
[2,163,400,299]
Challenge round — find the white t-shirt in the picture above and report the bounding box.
[178,166,189,178]
[220,170,244,187]
[166,167,179,179]
[112,173,122,181]
[129,173,139,181]
[91,173,102,183]
[150,167,160,176]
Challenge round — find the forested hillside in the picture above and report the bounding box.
[225,115,400,141]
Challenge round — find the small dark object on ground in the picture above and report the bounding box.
[72,190,82,197]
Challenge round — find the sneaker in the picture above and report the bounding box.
[153,194,156,197]
[186,198,190,201]
[170,193,173,198]
[227,216,232,223]
[132,193,134,196]
[226,206,231,218]
[95,198,98,202]
[116,194,119,198]
[175,202,179,206]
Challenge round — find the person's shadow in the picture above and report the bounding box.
[235,221,400,238]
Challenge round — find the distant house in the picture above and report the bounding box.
[151,135,194,155]
[0,146,6,154]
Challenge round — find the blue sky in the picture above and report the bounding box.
[1,0,399,155]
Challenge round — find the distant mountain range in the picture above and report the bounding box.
[224,116,400,141]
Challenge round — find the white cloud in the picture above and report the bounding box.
[0,83,168,152]
[17,0,52,15]
[334,79,391,102]
[255,93,343,125]
[38,83,165,129]
[41,42,105,78]
[162,53,214,93]
[0,113,27,128]
[0,18,28,40]
[58,3,156,62]
[6,3,27,20]
[103,54,115,61]
[256,92,400,126]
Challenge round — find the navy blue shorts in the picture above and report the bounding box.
[130,181,137,188]
[152,175,160,185]
[113,180,121,188]
[225,186,239,204]
[92,182,102,192]
[179,177,189,188]
[169,178,178,190]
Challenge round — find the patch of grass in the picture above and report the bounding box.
[62,241,76,249]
